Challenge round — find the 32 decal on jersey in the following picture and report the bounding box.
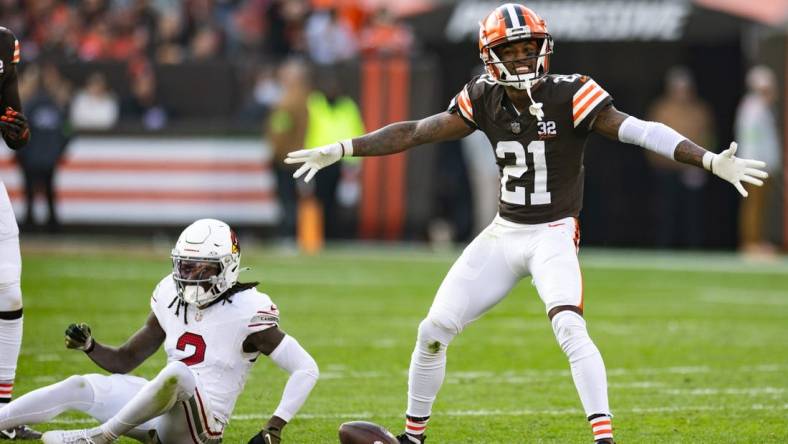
[496,140,552,206]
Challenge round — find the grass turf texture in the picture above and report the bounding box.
[14,244,788,443]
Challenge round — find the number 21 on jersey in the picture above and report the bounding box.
[495,140,552,206]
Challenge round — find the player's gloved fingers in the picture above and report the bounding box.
[725,141,738,156]
[283,157,306,165]
[286,149,313,159]
[733,181,748,197]
[740,175,763,187]
[742,159,767,170]
[292,164,310,179]
[744,168,768,179]
[304,167,318,183]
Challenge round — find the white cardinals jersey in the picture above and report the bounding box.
[150,275,279,424]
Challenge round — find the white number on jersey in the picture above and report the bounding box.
[495,140,552,206]
[551,74,582,84]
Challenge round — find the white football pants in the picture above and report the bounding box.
[0,363,223,444]
[407,215,609,419]
[0,181,22,398]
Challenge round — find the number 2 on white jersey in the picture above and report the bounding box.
[495,140,552,206]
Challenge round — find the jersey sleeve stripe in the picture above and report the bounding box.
[457,87,475,123]
[248,322,276,327]
[573,89,608,127]
[572,80,600,107]
[12,39,20,63]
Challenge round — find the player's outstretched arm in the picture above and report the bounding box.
[592,105,769,197]
[244,327,320,444]
[285,111,473,182]
[65,312,165,374]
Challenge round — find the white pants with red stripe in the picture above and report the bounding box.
[82,371,224,444]
[428,214,582,332]
[408,214,610,420]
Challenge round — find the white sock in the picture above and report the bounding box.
[0,316,23,405]
[406,319,456,419]
[551,311,610,417]
[0,375,95,430]
[101,361,195,439]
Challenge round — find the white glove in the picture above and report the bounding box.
[284,140,353,183]
[704,142,769,197]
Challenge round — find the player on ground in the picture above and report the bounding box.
[0,219,319,444]
[0,26,35,441]
[285,4,768,443]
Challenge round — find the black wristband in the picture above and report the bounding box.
[85,339,96,354]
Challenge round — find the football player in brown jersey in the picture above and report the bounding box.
[285,4,769,444]
[0,27,38,441]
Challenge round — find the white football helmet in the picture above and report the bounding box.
[171,218,241,308]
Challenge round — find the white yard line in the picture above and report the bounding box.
[45,403,788,425]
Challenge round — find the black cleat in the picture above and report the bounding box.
[0,425,42,440]
[595,439,615,444]
[397,433,426,444]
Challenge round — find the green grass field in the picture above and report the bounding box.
[13,241,788,443]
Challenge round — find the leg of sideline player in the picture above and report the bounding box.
[0,180,36,439]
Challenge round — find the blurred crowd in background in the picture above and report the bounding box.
[1,0,784,256]
[0,0,415,131]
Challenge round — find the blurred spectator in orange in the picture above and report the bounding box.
[646,67,715,248]
[735,65,781,256]
[15,64,71,232]
[70,72,119,130]
[305,7,357,65]
[78,20,113,60]
[266,59,311,242]
[359,7,413,56]
[120,66,169,130]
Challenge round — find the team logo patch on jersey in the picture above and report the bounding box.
[537,120,557,139]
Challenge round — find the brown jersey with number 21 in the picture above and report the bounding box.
[449,73,613,224]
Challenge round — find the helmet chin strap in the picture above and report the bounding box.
[489,48,545,121]
[523,78,544,121]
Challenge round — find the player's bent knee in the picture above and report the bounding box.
[155,361,196,400]
[551,311,598,362]
[0,280,22,313]
[417,317,457,351]
[61,375,92,392]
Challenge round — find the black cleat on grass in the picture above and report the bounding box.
[0,425,43,440]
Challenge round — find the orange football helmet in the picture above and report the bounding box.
[479,3,553,90]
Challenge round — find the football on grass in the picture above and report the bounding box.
[338,421,398,444]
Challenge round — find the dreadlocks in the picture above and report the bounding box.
[168,281,260,324]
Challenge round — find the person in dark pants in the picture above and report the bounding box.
[266,59,310,243]
[15,65,69,232]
